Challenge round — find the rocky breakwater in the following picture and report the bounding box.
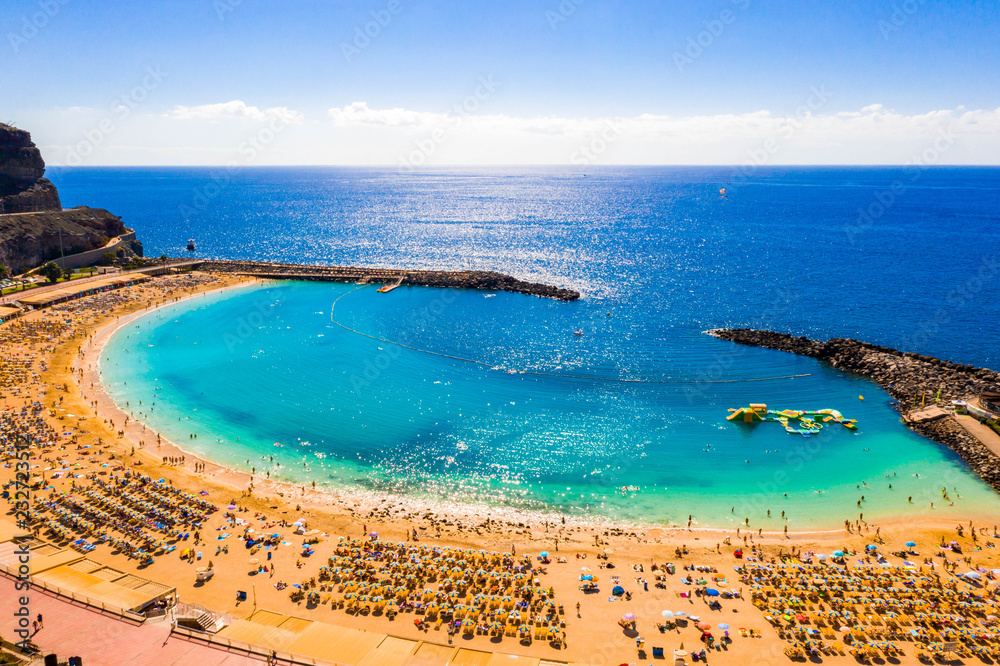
[195,260,581,301]
[708,328,1000,491]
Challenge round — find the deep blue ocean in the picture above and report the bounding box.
[49,166,1000,527]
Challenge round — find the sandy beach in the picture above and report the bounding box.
[3,271,1000,665]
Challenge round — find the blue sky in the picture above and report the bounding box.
[3,0,998,165]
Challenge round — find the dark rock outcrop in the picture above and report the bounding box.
[0,207,128,271]
[0,123,61,213]
[193,260,581,301]
[708,328,1000,491]
[1,178,62,214]
[0,123,140,271]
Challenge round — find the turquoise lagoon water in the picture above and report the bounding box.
[62,166,1000,528]
[99,280,1000,528]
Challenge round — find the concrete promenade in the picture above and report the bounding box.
[0,575,281,665]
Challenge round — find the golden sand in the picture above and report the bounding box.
[2,272,999,665]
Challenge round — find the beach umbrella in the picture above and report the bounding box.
[833,551,845,557]
[697,622,711,631]
[706,588,720,597]
[539,551,549,557]
[622,613,636,622]
[581,574,593,581]
[962,572,982,579]
[718,623,730,630]
[905,541,917,548]
[612,585,625,596]
[662,611,674,619]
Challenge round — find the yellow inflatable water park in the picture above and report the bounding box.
[727,404,858,436]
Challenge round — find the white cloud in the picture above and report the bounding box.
[326,101,1000,144]
[26,101,1000,166]
[327,101,443,127]
[167,100,303,124]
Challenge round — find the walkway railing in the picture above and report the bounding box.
[0,567,147,623]
[170,624,349,666]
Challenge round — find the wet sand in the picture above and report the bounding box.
[4,271,1000,665]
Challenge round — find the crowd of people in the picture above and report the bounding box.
[743,542,1000,660]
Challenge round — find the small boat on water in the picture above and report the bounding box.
[573,329,583,336]
[186,238,196,251]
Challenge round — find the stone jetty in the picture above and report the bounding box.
[708,328,1000,492]
[192,259,581,301]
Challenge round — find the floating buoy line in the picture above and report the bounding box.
[329,286,812,386]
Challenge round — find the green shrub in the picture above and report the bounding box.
[39,261,64,283]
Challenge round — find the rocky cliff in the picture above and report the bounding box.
[0,123,141,271]
[0,123,61,213]
[0,207,133,270]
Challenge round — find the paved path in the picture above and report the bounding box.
[0,575,284,665]
[0,261,201,306]
[955,414,1000,458]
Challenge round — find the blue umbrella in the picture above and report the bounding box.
[706,588,720,597]
[905,541,916,548]
[718,623,730,630]
[581,574,593,581]
[866,544,877,551]
[612,585,625,596]
[539,551,549,557]
[292,583,302,589]
[832,551,845,557]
